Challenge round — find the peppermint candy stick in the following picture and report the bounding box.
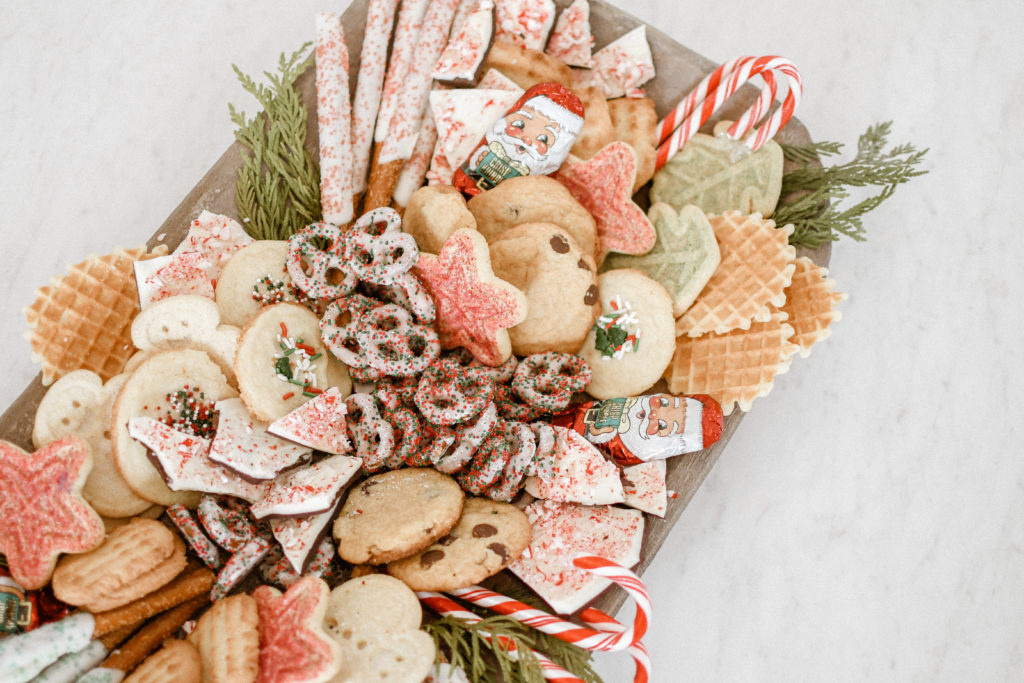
[315,12,354,225]
[418,592,585,683]
[351,0,399,195]
[655,55,803,167]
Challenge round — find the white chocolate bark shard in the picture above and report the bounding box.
[493,0,555,51]
[250,454,361,519]
[523,426,625,505]
[546,0,593,68]
[208,398,312,480]
[621,460,667,517]
[430,88,522,169]
[267,386,352,455]
[432,0,496,86]
[590,25,655,98]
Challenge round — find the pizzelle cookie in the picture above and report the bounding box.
[111,348,236,507]
[51,517,187,613]
[780,256,847,358]
[214,240,296,328]
[467,175,598,259]
[577,268,677,400]
[234,302,352,423]
[488,223,600,355]
[33,369,151,518]
[333,468,465,565]
[387,497,531,591]
[187,593,260,683]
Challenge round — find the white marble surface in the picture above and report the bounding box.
[2,1,1022,681]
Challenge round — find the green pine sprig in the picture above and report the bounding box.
[424,613,604,683]
[775,122,928,248]
[229,43,321,240]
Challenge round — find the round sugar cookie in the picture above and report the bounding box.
[577,268,677,399]
[215,240,295,327]
[234,302,352,423]
[333,468,464,565]
[489,223,600,355]
[387,497,531,591]
[111,349,236,507]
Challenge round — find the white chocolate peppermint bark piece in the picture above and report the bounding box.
[493,0,555,51]
[621,460,667,517]
[128,417,272,502]
[250,454,361,519]
[432,0,495,86]
[509,500,643,615]
[430,88,522,169]
[523,426,624,505]
[270,505,340,574]
[174,211,254,264]
[267,386,352,455]
[477,68,521,91]
[546,0,593,68]
[590,25,655,98]
[209,398,312,480]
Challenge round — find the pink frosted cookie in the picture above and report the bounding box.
[522,426,624,505]
[412,228,527,366]
[0,437,105,590]
[254,577,342,683]
[268,386,352,454]
[208,398,312,481]
[508,499,643,614]
[546,0,593,67]
[555,142,656,262]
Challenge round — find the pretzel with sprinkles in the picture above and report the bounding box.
[197,495,257,553]
[360,304,440,377]
[456,420,517,494]
[384,405,427,468]
[343,207,420,285]
[512,352,592,413]
[259,537,339,588]
[527,422,558,481]
[374,375,420,410]
[446,347,518,384]
[435,401,498,473]
[287,222,356,300]
[345,392,394,472]
[414,358,495,426]
[486,421,537,502]
[495,384,542,423]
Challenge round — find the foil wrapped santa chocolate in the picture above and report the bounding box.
[453,82,584,196]
[552,392,723,466]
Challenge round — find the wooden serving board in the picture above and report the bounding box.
[0,0,828,619]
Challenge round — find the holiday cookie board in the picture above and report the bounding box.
[0,0,830,652]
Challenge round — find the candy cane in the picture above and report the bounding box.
[655,55,802,167]
[315,12,354,225]
[418,592,585,683]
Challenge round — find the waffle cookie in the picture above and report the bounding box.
[675,211,796,338]
[24,245,168,385]
[780,256,847,358]
[665,310,800,415]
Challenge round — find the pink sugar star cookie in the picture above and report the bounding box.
[412,228,527,366]
[0,437,105,589]
[555,141,657,263]
[254,576,341,683]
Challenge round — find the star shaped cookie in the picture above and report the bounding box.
[555,141,657,263]
[254,576,341,683]
[412,228,527,366]
[0,437,105,589]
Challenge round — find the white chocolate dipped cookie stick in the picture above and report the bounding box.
[315,12,354,226]
[351,0,399,196]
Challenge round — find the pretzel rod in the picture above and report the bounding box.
[351,0,399,194]
[91,566,215,637]
[392,109,439,207]
[376,0,461,165]
[315,12,354,225]
[100,595,206,672]
[374,0,430,144]
[655,55,802,167]
[418,592,584,683]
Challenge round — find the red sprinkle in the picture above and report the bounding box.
[295,342,317,356]
[280,322,289,338]
[282,392,295,401]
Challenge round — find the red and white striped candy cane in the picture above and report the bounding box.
[418,592,585,683]
[655,55,802,168]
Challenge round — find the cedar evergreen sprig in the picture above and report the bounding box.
[229,43,321,240]
[775,122,928,248]
[424,613,603,683]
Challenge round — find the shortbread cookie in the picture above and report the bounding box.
[412,229,527,367]
[124,639,202,683]
[467,175,597,259]
[52,517,186,613]
[187,593,260,683]
[111,348,236,507]
[607,96,657,192]
[387,497,531,591]
[488,223,600,355]
[33,370,151,518]
[253,577,341,683]
[603,203,721,317]
[234,302,352,423]
[130,295,241,385]
[215,240,295,328]
[481,39,573,89]
[324,574,423,640]
[402,185,477,255]
[0,437,106,590]
[333,468,465,565]
[570,85,615,159]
